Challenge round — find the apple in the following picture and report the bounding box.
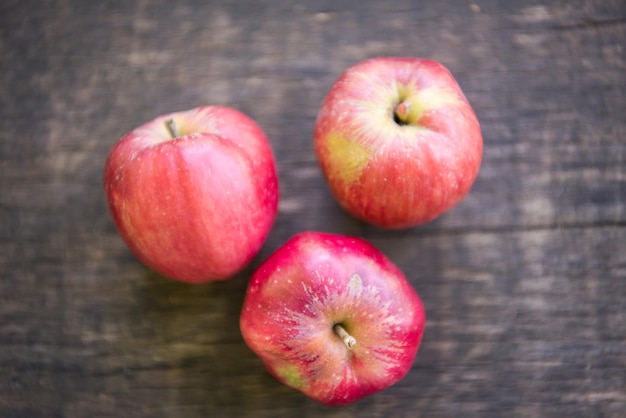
[104,106,279,283]
[315,57,483,229]
[240,231,425,406]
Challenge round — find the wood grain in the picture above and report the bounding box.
[1,0,625,416]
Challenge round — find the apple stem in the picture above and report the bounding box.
[334,324,356,349]
[165,118,179,139]
[394,99,412,125]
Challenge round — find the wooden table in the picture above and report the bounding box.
[2,1,624,416]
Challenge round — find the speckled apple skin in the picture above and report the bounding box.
[104,106,278,283]
[315,57,483,229]
[240,231,425,406]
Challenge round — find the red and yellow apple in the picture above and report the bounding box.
[240,231,425,406]
[315,57,483,229]
[104,106,278,283]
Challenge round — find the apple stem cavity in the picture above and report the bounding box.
[165,118,180,139]
[394,99,412,126]
[333,324,356,349]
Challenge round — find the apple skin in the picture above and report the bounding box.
[240,231,425,407]
[104,106,278,284]
[315,57,483,229]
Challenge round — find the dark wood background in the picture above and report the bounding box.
[1,0,624,417]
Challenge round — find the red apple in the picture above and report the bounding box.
[315,57,483,229]
[104,106,278,283]
[240,231,425,406]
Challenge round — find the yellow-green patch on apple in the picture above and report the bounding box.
[323,132,373,185]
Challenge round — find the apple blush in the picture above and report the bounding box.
[104,106,278,283]
[240,231,425,406]
[315,57,483,229]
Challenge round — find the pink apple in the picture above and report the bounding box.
[315,57,483,229]
[240,231,425,406]
[104,106,278,284]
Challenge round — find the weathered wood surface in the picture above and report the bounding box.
[1,0,625,416]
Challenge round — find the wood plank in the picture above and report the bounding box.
[1,0,625,417]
